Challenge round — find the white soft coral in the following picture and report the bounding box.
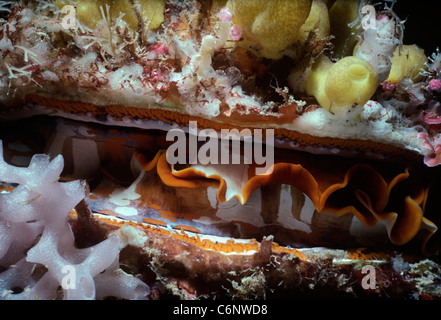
[0,142,149,300]
[355,13,402,83]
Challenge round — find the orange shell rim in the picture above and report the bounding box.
[21,94,422,161]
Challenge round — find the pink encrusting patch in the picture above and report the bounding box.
[429,78,441,91]
[229,25,242,41]
[219,7,233,23]
[423,112,441,125]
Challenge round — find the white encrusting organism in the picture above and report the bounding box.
[169,8,234,117]
[355,12,402,83]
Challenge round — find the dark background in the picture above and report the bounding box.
[392,1,441,55]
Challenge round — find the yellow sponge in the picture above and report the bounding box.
[296,0,330,46]
[56,0,103,29]
[56,0,165,30]
[109,0,139,30]
[305,55,378,116]
[328,0,361,58]
[386,44,428,84]
[137,0,166,30]
[227,0,312,59]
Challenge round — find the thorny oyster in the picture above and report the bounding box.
[1,0,441,300]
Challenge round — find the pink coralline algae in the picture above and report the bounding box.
[377,14,390,22]
[423,112,441,125]
[381,81,398,94]
[229,25,242,42]
[149,44,169,57]
[220,7,233,23]
[219,7,242,42]
[429,78,441,91]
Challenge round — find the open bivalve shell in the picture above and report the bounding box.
[1,0,441,299]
